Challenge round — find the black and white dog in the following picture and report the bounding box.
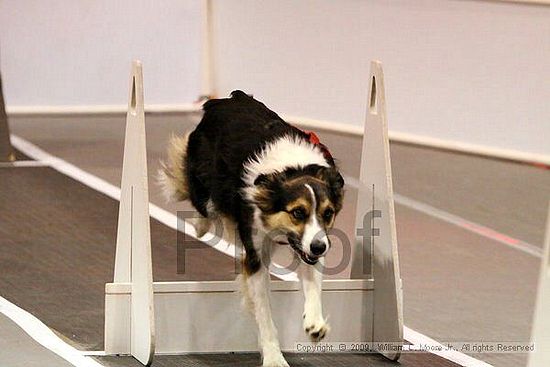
[160,90,344,367]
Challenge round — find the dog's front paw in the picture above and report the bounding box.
[262,352,290,367]
[303,314,330,342]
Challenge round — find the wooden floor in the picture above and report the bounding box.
[2,112,549,366]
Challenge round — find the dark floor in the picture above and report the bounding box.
[2,112,548,366]
[94,352,460,367]
[311,128,550,248]
[0,164,460,367]
[0,166,238,351]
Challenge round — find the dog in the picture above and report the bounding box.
[159,90,344,367]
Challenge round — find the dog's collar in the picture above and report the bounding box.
[301,130,333,161]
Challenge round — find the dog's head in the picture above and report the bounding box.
[252,164,344,265]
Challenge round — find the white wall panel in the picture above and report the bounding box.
[211,0,550,158]
[0,0,201,106]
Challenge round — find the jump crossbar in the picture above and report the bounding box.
[104,60,403,365]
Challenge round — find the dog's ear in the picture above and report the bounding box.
[254,173,278,187]
[315,167,345,212]
[252,173,283,212]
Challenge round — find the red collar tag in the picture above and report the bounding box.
[303,130,332,160]
[306,131,321,145]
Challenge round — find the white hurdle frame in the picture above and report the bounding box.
[528,203,550,367]
[0,73,16,162]
[105,61,155,365]
[104,60,403,365]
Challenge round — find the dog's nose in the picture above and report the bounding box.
[310,241,327,256]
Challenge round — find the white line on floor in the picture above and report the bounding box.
[394,194,542,258]
[0,296,106,367]
[10,134,495,366]
[344,174,542,258]
[0,160,50,168]
[10,135,298,282]
[80,351,107,356]
[404,327,493,367]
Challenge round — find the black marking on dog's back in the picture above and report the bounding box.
[188,91,306,218]
[185,91,340,274]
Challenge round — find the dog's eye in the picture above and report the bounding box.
[291,208,306,221]
[323,208,334,222]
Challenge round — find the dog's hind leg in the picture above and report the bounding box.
[299,257,330,342]
[190,216,212,238]
[190,199,217,238]
[159,132,216,237]
[186,158,216,237]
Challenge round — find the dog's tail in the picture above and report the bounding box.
[158,132,190,202]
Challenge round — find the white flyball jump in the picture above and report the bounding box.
[0,74,16,162]
[104,60,403,366]
[528,204,550,367]
[107,61,155,365]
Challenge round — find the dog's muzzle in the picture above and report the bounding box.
[289,241,320,265]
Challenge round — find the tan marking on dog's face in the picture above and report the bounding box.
[252,169,344,264]
[318,198,336,228]
[263,211,301,234]
[256,176,339,236]
[261,194,311,236]
[285,198,311,222]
